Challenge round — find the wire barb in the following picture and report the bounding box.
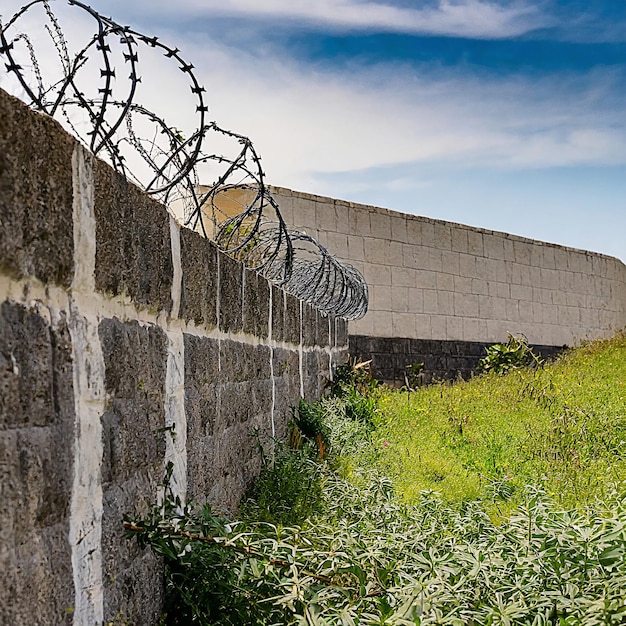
[0,0,368,319]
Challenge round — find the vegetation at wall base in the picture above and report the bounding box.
[377,332,626,512]
[125,332,626,624]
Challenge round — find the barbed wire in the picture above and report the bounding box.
[0,0,368,319]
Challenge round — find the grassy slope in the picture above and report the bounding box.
[374,333,626,511]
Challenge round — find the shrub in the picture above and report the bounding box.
[478,333,542,375]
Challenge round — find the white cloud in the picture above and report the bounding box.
[2,0,624,195]
[115,0,546,39]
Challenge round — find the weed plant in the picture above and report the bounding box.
[377,332,626,511]
[125,333,626,624]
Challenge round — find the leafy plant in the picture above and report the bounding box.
[479,333,542,375]
[328,357,378,397]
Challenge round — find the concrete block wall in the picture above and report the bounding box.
[271,186,626,384]
[0,89,347,625]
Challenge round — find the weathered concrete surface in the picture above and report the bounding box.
[184,335,279,512]
[0,87,347,624]
[0,301,75,625]
[99,318,167,625]
[179,227,218,329]
[0,90,74,287]
[94,160,173,313]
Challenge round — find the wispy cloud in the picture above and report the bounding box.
[142,0,546,39]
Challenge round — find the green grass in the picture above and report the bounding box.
[374,333,626,512]
[126,333,626,624]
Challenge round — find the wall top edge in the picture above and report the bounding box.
[268,184,625,268]
[0,88,349,320]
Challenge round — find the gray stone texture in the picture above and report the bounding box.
[243,268,270,338]
[180,227,218,328]
[0,300,75,625]
[99,318,167,625]
[350,334,564,386]
[0,89,74,287]
[271,347,302,440]
[94,160,173,313]
[184,335,276,512]
[218,253,243,334]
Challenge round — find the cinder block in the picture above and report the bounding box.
[428,248,443,272]
[430,314,447,339]
[243,268,270,339]
[406,218,423,244]
[390,215,409,243]
[302,302,317,347]
[467,230,484,256]
[463,317,487,342]
[511,284,533,301]
[484,234,505,260]
[454,293,479,317]
[505,299,519,321]
[0,301,75,625]
[471,278,489,295]
[514,240,532,265]
[518,301,534,323]
[503,238,515,261]
[348,236,365,262]
[414,313,432,339]
[94,160,173,312]
[437,291,454,314]
[316,201,338,233]
[451,228,468,253]
[459,254,476,278]
[408,288,424,313]
[453,275,472,294]
[218,254,244,334]
[326,232,349,257]
[370,211,392,239]
[417,270,438,290]
[348,206,371,237]
[554,248,569,271]
[392,312,416,338]
[543,246,556,269]
[445,316,464,341]
[392,266,415,288]
[364,238,387,265]
[478,295,493,319]
[0,89,74,288]
[292,196,318,233]
[99,318,167,623]
[441,250,461,275]
[386,241,404,266]
[391,287,409,313]
[436,273,455,292]
[184,333,219,501]
[432,223,452,250]
[370,285,393,311]
[180,228,218,329]
[423,289,439,314]
[364,263,391,286]
[283,293,302,345]
[420,221,435,244]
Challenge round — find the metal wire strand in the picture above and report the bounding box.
[0,0,368,319]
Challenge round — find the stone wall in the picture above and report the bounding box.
[271,186,626,384]
[0,89,347,625]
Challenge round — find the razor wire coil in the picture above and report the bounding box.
[0,0,368,319]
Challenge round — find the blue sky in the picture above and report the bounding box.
[2,0,625,261]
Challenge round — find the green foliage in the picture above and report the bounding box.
[478,333,542,375]
[376,332,626,510]
[328,357,379,398]
[128,476,626,625]
[239,440,325,526]
[124,333,626,624]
